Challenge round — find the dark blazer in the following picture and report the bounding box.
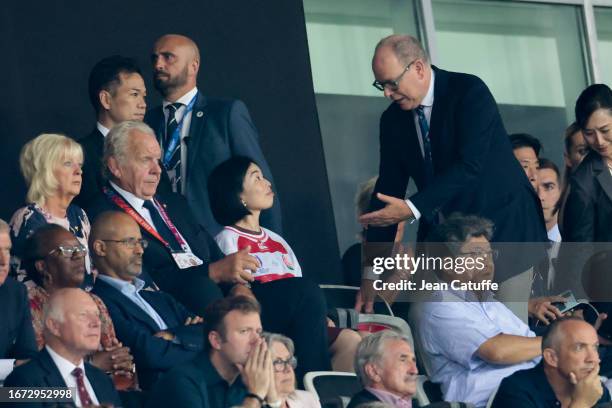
[366,67,547,279]
[0,277,37,361]
[87,186,224,315]
[92,278,203,389]
[74,128,172,213]
[562,152,612,242]
[73,128,105,211]
[145,93,283,236]
[4,348,122,408]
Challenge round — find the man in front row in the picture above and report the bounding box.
[348,330,419,408]
[148,296,280,408]
[493,317,610,407]
[90,211,204,389]
[5,288,122,407]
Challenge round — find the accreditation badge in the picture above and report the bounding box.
[172,251,204,269]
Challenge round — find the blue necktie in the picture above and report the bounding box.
[416,105,433,185]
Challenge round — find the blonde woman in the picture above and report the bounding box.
[10,133,92,285]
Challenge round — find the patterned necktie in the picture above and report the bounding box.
[416,105,434,185]
[71,367,93,406]
[164,102,183,193]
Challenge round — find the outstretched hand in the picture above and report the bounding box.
[359,193,413,228]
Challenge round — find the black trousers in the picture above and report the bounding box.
[253,277,332,380]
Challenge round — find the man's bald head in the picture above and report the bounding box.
[152,34,200,100]
[90,211,145,281]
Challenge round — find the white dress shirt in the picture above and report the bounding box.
[0,359,15,382]
[97,275,168,330]
[46,345,99,407]
[96,122,110,137]
[109,181,158,232]
[162,87,198,193]
[404,70,436,221]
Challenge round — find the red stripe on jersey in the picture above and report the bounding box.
[256,274,297,283]
[236,235,288,255]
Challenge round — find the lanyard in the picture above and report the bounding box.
[103,187,190,253]
[162,93,198,166]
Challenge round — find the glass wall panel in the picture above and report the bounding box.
[432,0,589,171]
[304,0,420,258]
[595,7,612,86]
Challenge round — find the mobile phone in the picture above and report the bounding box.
[551,290,579,314]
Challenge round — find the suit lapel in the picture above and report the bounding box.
[39,349,70,388]
[95,279,164,332]
[428,66,449,172]
[594,156,612,203]
[186,93,208,181]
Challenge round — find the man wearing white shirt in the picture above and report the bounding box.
[0,219,37,383]
[357,34,547,314]
[4,288,121,407]
[145,34,282,236]
[75,55,150,211]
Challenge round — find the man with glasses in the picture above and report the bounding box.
[90,210,204,390]
[358,35,547,317]
[413,214,541,408]
[145,34,282,237]
[149,296,279,408]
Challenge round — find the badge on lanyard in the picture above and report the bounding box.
[172,252,204,269]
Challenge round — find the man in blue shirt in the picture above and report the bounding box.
[493,317,610,408]
[90,210,204,389]
[413,214,541,407]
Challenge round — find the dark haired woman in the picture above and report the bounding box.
[563,84,612,242]
[209,156,362,375]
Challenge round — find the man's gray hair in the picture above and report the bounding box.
[103,120,157,180]
[0,219,9,235]
[354,330,412,386]
[42,291,66,325]
[427,213,494,246]
[375,35,429,65]
[262,332,295,356]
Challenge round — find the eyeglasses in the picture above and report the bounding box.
[372,60,416,92]
[273,356,297,372]
[48,244,88,259]
[102,238,149,249]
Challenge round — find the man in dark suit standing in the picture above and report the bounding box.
[358,35,547,315]
[4,288,122,407]
[145,34,282,236]
[87,120,260,315]
[74,55,148,211]
[0,219,37,382]
[90,211,204,389]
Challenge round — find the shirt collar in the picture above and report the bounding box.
[46,344,85,378]
[109,181,147,212]
[547,224,562,242]
[365,387,413,408]
[98,274,145,293]
[163,87,198,108]
[96,122,110,137]
[420,69,435,108]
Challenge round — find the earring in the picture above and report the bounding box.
[241,199,248,208]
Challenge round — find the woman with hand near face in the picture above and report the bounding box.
[563,84,612,242]
[10,133,93,286]
[263,332,321,408]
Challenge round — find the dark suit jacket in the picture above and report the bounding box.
[366,67,547,280]
[4,348,122,408]
[563,152,612,242]
[0,277,37,362]
[74,127,172,213]
[92,278,203,389]
[87,186,224,314]
[145,93,283,236]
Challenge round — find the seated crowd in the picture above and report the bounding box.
[1,31,612,408]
